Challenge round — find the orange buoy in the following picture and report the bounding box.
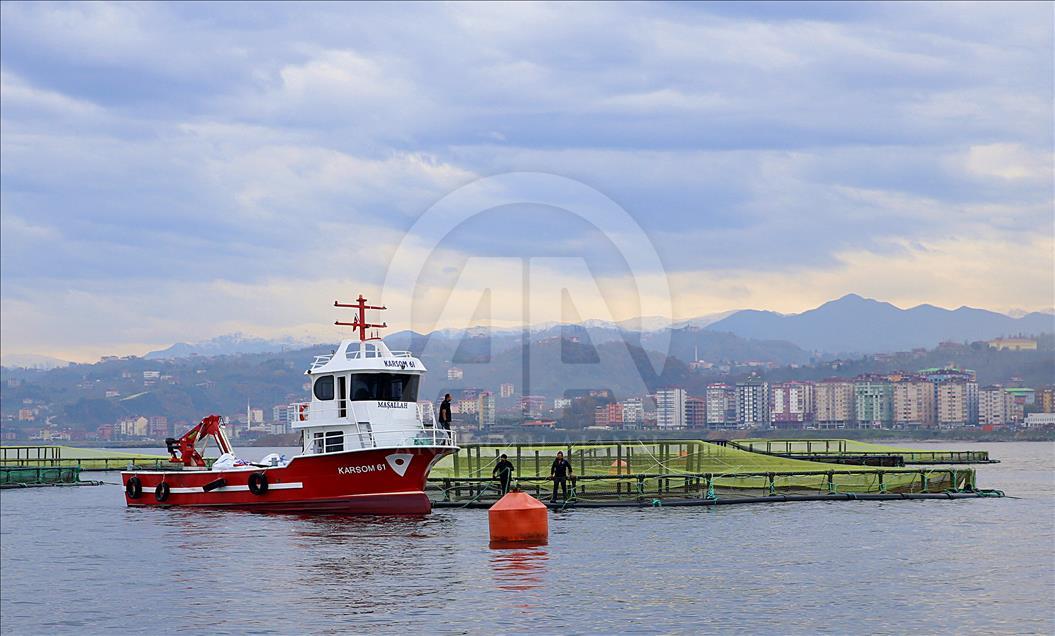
[488,490,548,545]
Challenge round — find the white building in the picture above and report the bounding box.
[1024,413,1055,428]
[735,379,769,429]
[622,397,644,427]
[447,367,464,381]
[705,384,736,429]
[979,386,1015,426]
[477,391,495,429]
[655,388,686,429]
[500,383,515,398]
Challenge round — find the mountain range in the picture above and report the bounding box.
[143,333,314,360]
[2,294,1051,369]
[704,294,1054,354]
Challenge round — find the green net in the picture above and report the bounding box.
[0,446,175,470]
[427,440,975,503]
[0,466,82,485]
[732,438,991,464]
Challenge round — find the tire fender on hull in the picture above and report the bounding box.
[125,476,142,499]
[249,472,268,495]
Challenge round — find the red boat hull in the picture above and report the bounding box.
[121,446,453,515]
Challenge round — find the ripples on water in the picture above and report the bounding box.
[1,442,1053,635]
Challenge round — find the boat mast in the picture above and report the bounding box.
[334,295,387,347]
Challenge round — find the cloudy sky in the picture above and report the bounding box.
[1,1,1052,361]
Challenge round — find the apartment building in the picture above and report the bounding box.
[814,380,854,429]
[656,388,687,429]
[705,383,736,430]
[735,379,769,429]
[892,379,935,428]
[770,381,814,429]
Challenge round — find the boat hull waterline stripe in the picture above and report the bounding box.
[166,482,304,494]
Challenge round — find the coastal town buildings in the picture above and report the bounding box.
[892,378,935,428]
[936,382,970,427]
[705,383,736,429]
[987,337,1037,351]
[1039,387,1055,413]
[621,398,644,428]
[520,395,546,419]
[656,388,687,429]
[685,396,707,429]
[769,381,814,429]
[924,368,979,426]
[854,376,893,428]
[978,386,1017,426]
[814,380,855,429]
[735,379,769,428]
[594,401,624,428]
[477,391,496,429]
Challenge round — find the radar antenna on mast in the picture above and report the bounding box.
[334,294,387,341]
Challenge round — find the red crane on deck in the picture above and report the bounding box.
[166,414,234,467]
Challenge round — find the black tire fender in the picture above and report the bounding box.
[248,472,269,496]
[155,482,170,502]
[125,476,142,499]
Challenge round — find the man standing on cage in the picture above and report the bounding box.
[493,453,515,495]
[550,451,573,502]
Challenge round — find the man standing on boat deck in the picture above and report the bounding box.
[550,451,573,503]
[438,393,452,431]
[493,453,515,495]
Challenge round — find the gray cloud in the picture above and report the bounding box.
[1,1,1051,357]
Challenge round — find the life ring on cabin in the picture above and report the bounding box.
[248,472,269,495]
[125,476,142,499]
[155,482,170,502]
[297,403,309,421]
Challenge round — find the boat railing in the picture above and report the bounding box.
[362,426,456,448]
[344,349,415,359]
[309,425,456,451]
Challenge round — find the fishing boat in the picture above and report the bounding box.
[121,295,457,514]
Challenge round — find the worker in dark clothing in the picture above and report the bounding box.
[550,451,573,502]
[438,393,452,431]
[493,453,515,495]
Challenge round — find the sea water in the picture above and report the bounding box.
[1,442,1052,635]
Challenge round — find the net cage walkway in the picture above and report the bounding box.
[427,440,1003,509]
[0,446,212,471]
[731,439,996,465]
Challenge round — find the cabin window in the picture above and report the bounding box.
[313,375,335,401]
[312,431,344,453]
[349,373,420,402]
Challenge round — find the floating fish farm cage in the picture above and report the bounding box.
[0,466,95,488]
[428,440,1001,508]
[0,446,206,471]
[731,438,995,465]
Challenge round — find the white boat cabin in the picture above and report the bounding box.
[292,338,454,454]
